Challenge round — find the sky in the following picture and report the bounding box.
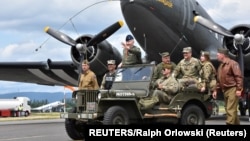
[0,0,249,94]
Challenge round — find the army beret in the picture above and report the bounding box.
[159,52,170,57]
[162,64,172,70]
[217,48,228,55]
[107,60,116,65]
[183,47,192,53]
[200,51,210,56]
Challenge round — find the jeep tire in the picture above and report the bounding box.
[103,106,129,125]
[180,104,205,125]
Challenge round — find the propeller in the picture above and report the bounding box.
[194,16,234,37]
[194,15,249,77]
[44,20,124,57]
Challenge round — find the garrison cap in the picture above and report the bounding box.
[183,47,192,53]
[159,52,170,57]
[217,48,229,55]
[200,51,210,56]
[82,60,89,65]
[126,34,134,41]
[107,60,116,65]
[162,64,173,70]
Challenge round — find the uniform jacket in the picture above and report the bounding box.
[199,61,217,90]
[78,70,99,90]
[153,75,179,96]
[216,58,243,91]
[173,57,201,79]
[122,45,141,65]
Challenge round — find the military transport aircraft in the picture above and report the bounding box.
[0,0,249,115]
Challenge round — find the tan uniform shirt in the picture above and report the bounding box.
[78,70,99,90]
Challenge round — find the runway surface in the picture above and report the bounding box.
[0,115,249,141]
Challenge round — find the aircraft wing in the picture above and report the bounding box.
[0,60,79,87]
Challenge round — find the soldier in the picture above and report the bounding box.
[152,52,176,82]
[100,60,117,90]
[139,64,179,109]
[78,60,99,90]
[118,34,142,67]
[212,48,243,125]
[198,51,217,93]
[173,47,201,89]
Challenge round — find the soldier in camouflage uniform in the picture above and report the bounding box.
[173,47,201,90]
[199,51,217,93]
[139,64,179,109]
[118,34,142,67]
[152,52,176,82]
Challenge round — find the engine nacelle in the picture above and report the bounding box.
[70,34,122,77]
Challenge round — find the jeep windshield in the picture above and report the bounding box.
[115,65,154,82]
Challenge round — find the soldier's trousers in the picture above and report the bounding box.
[223,87,240,125]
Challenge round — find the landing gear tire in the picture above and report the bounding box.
[180,105,205,125]
[103,106,129,125]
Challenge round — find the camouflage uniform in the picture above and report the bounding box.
[199,61,216,91]
[173,57,201,89]
[78,70,99,90]
[122,45,142,65]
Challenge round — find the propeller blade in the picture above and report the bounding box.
[194,16,234,37]
[44,26,76,46]
[86,20,124,47]
[244,29,250,37]
[237,45,244,77]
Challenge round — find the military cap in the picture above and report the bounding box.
[82,60,89,65]
[162,64,172,70]
[183,47,192,53]
[217,48,228,55]
[107,60,116,65]
[159,52,170,57]
[200,51,210,56]
[126,34,134,41]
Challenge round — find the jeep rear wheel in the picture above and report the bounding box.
[103,106,129,125]
[180,105,205,125]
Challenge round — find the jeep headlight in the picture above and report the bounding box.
[98,92,102,100]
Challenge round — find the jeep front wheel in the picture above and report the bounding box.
[180,105,205,125]
[103,106,129,125]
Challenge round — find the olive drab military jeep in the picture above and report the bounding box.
[60,64,213,140]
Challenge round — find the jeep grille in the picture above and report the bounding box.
[76,90,99,112]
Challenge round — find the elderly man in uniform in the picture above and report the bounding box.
[78,60,99,90]
[212,48,243,125]
[118,34,142,67]
[152,52,176,82]
[100,60,117,90]
[173,47,201,89]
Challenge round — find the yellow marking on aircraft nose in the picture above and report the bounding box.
[44,26,50,32]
